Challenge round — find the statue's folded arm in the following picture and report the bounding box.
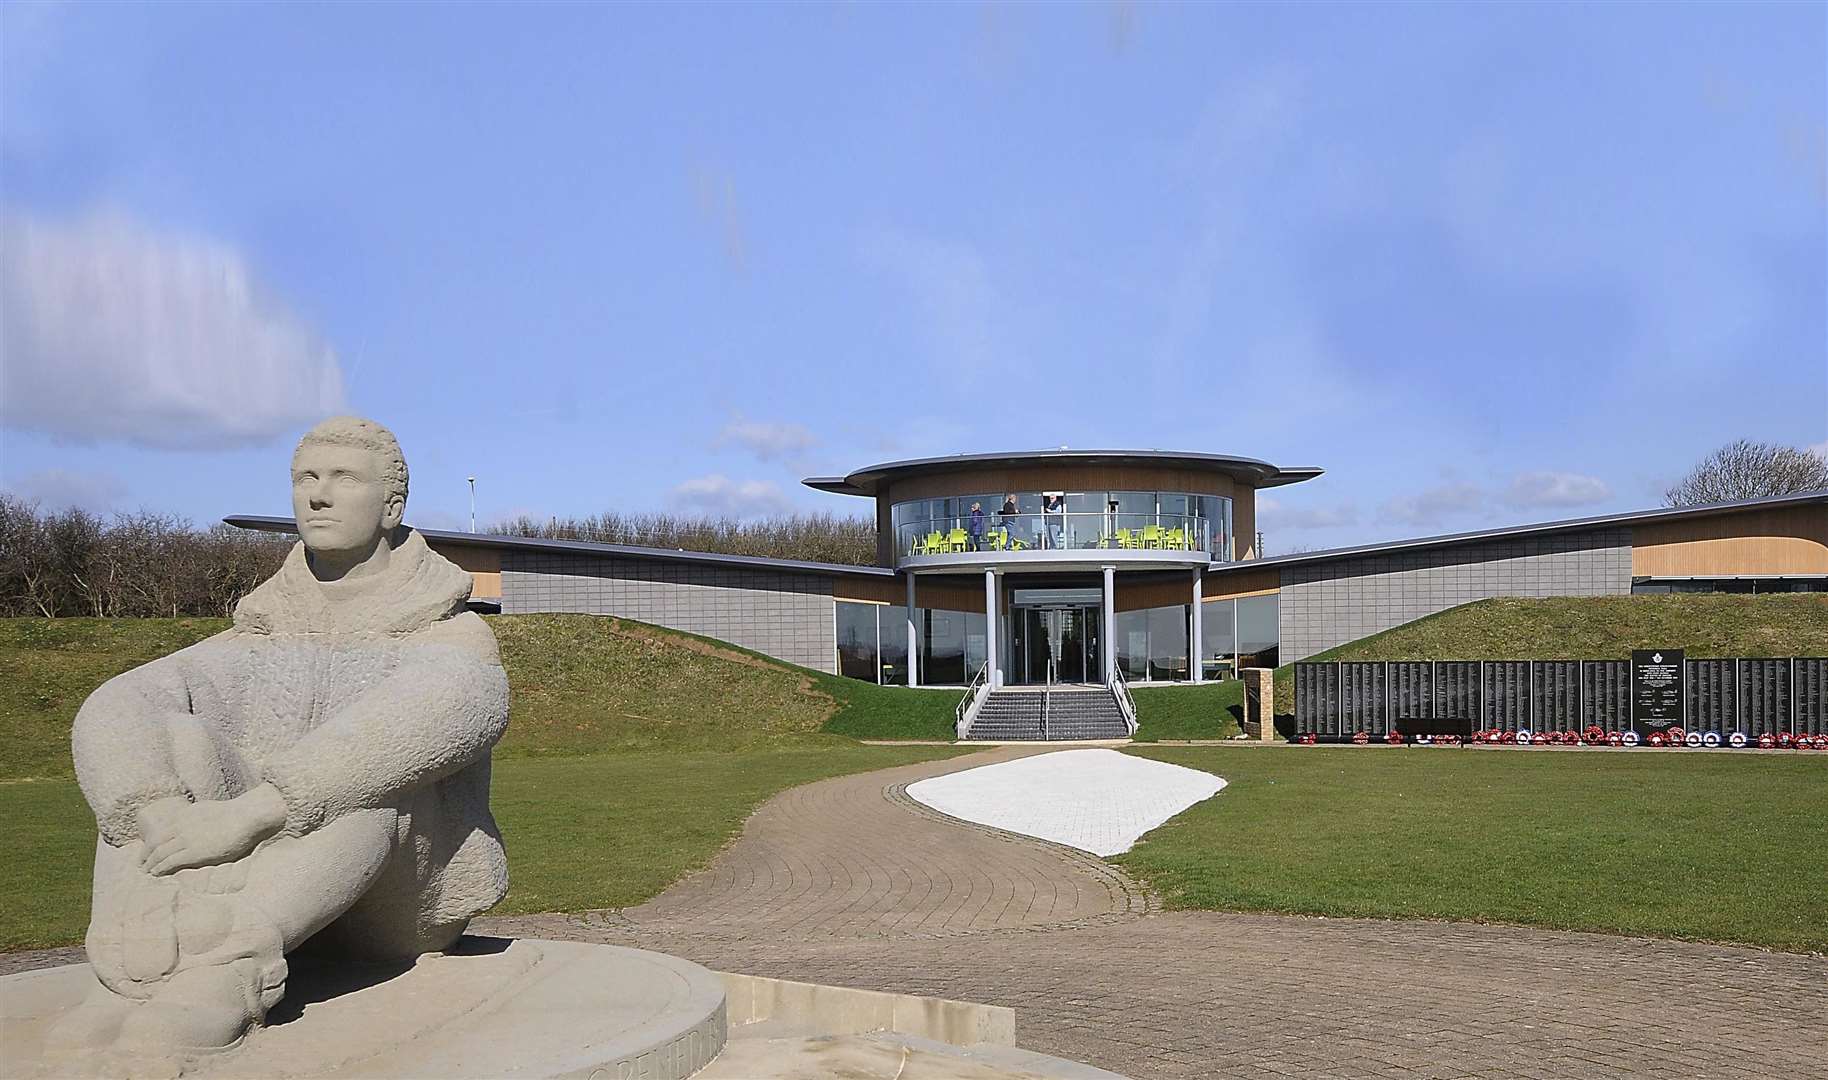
[259,612,510,839]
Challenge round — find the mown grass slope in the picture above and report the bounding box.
[1273,594,1828,712]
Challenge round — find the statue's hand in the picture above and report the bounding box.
[138,785,288,876]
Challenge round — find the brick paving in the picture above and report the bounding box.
[9,747,1826,1079]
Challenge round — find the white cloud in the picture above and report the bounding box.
[1503,471,1612,509]
[669,474,794,519]
[718,416,815,462]
[1257,495,1359,529]
[0,211,345,449]
[1378,482,1485,528]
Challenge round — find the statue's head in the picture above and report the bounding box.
[290,416,409,558]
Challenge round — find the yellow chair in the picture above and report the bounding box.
[1114,528,1133,549]
[1143,524,1163,548]
[948,527,969,552]
[1164,527,1186,550]
[925,531,945,555]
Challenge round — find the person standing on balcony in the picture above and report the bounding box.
[1043,493,1064,549]
[998,494,1018,548]
[967,502,987,551]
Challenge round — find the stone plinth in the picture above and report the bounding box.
[1242,667,1276,741]
[2,938,726,1079]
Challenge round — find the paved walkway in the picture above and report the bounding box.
[10,748,1827,1079]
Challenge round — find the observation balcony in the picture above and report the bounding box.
[895,512,1226,572]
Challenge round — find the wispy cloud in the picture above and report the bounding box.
[669,474,793,519]
[1502,471,1612,509]
[0,211,345,449]
[1378,482,1485,528]
[1,466,129,515]
[1257,495,1360,529]
[718,415,816,462]
[689,162,748,273]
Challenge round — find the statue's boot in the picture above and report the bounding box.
[88,864,289,1060]
[115,957,275,1056]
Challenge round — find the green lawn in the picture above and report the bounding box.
[1120,746,1828,953]
[0,745,964,951]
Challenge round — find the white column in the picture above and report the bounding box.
[906,571,919,688]
[984,568,999,688]
[1101,565,1116,684]
[1190,567,1204,683]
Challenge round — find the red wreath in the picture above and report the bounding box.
[1352,730,1370,745]
[1758,733,1776,749]
[1647,732,1667,747]
[1606,731,1623,746]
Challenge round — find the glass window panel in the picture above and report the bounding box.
[1237,593,1279,669]
[1201,599,1236,680]
[1115,610,1150,681]
[835,601,880,683]
[1111,491,1153,537]
[964,611,988,677]
[1148,605,1190,681]
[921,608,968,685]
[879,604,909,685]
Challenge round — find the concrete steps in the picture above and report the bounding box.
[965,688,1130,741]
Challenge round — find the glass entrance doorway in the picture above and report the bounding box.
[1011,604,1102,684]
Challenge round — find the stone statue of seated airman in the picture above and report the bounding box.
[56,416,509,1059]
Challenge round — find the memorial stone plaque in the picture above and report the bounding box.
[1632,649,1685,736]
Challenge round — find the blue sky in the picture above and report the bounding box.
[3,2,1823,552]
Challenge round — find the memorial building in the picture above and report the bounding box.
[229,449,1828,691]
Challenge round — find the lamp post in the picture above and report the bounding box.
[467,477,476,534]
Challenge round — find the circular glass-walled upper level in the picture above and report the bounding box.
[804,449,1323,568]
[892,490,1232,561]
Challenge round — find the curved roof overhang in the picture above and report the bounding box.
[804,449,1323,498]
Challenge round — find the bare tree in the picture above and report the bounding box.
[1664,440,1828,507]
[0,497,289,618]
[487,510,878,566]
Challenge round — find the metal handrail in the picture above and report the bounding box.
[954,660,990,739]
[1110,661,1138,735]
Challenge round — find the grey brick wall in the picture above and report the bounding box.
[499,551,838,673]
[1277,528,1633,663]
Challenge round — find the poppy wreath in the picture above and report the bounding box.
[1758,732,1776,749]
[1647,731,1667,747]
[1727,731,1747,749]
[1352,730,1370,745]
[1666,727,1686,747]
[1777,732,1795,749]
[1606,731,1623,746]
[1386,731,1404,745]
[1584,726,1606,745]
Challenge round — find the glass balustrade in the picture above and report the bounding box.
[896,512,1210,559]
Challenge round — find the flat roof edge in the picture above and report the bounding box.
[222,516,896,578]
[1207,489,1828,574]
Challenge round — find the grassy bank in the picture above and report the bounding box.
[1120,745,1828,953]
[1129,681,1245,741]
[1274,594,1828,712]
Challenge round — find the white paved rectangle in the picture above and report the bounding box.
[906,749,1226,856]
